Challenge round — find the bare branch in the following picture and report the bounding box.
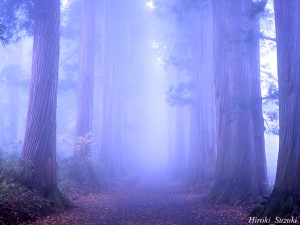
[262,96,278,100]
[264,118,279,135]
[260,34,276,42]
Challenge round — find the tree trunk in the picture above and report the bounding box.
[210,0,268,203]
[188,1,216,184]
[20,0,60,197]
[99,0,115,176]
[173,102,189,178]
[8,84,19,152]
[76,0,95,156]
[99,0,129,176]
[258,0,300,217]
[74,0,95,183]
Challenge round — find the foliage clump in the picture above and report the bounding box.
[57,133,105,197]
[0,149,61,224]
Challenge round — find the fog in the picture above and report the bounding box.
[0,0,279,187]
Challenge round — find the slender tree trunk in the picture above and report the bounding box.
[169,65,189,177]
[188,1,216,184]
[167,106,176,172]
[110,1,127,174]
[99,0,129,176]
[75,0,95,157]
[8,85,19,151]
[210,0,267,203]
[20,0,60,196]
[73,0,95,183]
[99,0,115,175]
[173,103,188,177]
[258,0,300,217]
[0,105,8,145]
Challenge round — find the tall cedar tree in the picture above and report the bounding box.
[74,0,95,182]
[20,0,61,196]
[188,0,216,183]
[258,0,300,217]
[210,0,268,203]
[99,0,128,176]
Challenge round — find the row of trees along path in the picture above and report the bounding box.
[0,0,300,222]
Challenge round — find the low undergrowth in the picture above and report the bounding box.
[0,160,59,225]
[0,135,109,224]
[0,152,69,224]
[0,178,58,224]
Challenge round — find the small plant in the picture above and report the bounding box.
[74,132,93,160]
[57,133,99,191]
[0,147,21,184]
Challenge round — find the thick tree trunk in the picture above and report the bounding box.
[258,0,300,217]
[20,0,60,196]
[210,0,267,203]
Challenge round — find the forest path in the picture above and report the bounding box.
[31,179,251,225]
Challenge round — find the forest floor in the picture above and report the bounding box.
[20,177,257,225]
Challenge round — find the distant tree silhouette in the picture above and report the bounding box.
[74,0,96,183]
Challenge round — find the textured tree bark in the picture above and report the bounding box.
[258,0,300,217]
[20,0,60,196]
[73,0,95,183]
[210,0,268,203]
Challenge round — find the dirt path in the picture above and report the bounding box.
[30,180,251,225]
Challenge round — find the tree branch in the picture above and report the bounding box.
[264,118,279,135]
[260,34,276,42]
[262,96,278,100]
[259,0,268,9]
